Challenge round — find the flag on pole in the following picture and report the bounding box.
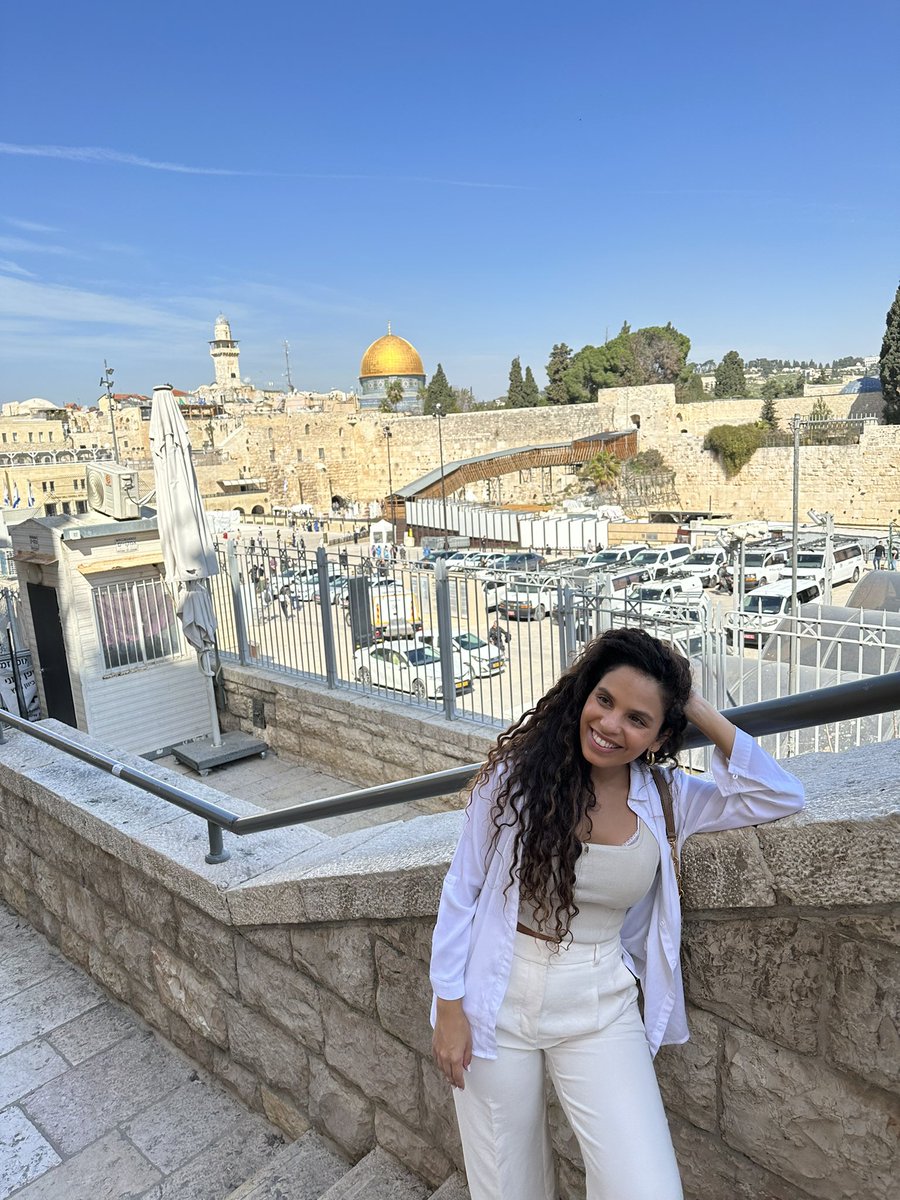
[27,480,35,507]
[12,484,20,508]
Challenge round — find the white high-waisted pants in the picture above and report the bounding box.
[453,932,683,1200]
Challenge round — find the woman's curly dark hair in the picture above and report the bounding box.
[476,627,693,943]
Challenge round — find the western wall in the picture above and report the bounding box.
[192,384,897,527]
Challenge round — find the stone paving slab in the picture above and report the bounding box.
[46,1000,142,1066]
[8,1130,161,1200]
[0,1105,61,1199]
[0,1042,68,1110]
[122,1077,251,1174]
[0,965,106,1058]
[157,749,433,837]
[0,901,288,1199]
[136,1117,286,1200]
[22,1030,204,1156]
[0,925,63,1004]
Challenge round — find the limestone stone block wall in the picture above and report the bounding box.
[659,423,900,524]
[0,721,897,1200]
[216,664,496,789]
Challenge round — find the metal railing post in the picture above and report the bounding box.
[205,822,230,864]
[435,562,457,719]
[317,545,338,688]
[225,538,251,666]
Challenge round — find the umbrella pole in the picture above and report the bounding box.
[199,651,223,747]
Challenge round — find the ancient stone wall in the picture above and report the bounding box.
[1,703,896,1200]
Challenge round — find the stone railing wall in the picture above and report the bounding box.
[0,720,897,1200]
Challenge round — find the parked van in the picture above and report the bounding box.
[739,543,792,591]
[795,539,864,586]
[497,578,555,620]
[629,544,693,580]
[725,576,825,647]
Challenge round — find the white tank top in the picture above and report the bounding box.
[518,818,660,944]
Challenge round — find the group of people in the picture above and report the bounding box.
[872,540,898,568]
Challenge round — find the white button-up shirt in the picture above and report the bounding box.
[430,728,805,1059]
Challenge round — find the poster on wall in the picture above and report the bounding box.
[0,649,41,719]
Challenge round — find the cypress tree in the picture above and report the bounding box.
[714,350,748,398]
[545,343,572,404]
[423,363,457,414]
[507,356,526,407]
[521,365,542,407]
[880,282,900,424]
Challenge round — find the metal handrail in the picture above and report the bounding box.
[2,670,899,864]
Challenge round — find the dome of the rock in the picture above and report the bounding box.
[357,325,426,413]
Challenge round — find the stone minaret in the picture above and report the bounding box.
[209,314,240,390]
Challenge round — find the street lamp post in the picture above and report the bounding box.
[433,403,449,549]
[382,425,394,537]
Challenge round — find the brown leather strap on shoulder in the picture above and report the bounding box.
[650,766,683,901]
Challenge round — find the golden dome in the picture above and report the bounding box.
[359,328,425,379]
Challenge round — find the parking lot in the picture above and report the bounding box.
[209,538,872,750]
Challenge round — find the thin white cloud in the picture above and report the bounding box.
[3,217,61,234]
[0,142,529,189]
[0,235,76,257]
[0,274,206,331]
[0,142,256,176]
[0,260,36,278]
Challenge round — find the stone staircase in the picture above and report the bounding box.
[224,1132,469,1200]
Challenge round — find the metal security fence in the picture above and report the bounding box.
[208,542,900,758]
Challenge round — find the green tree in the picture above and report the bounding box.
[578,449,622,491]
[808,396,834,422]
[422,363,457,415]
[630,323,691,386]
[380,378,404,413]
[880,282,900,424]
[545,343,573,404]
[521,365,542,407]
[507,356,526,407]
[563,327,639,402]
[678,370,706,403]
[714,350,748,398]
[759,396,779,429]
[624,448,665,475]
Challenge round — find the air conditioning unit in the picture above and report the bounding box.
[85,464,140,520]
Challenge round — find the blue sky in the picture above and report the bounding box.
[2,0,898,407]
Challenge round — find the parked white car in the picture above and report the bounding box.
[725,575,825,648]
[674,548,728,587]
[422,630,506,677]
[629,544,694,581]
[354,641,472,700]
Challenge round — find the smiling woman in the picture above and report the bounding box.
[429,627,805,1200]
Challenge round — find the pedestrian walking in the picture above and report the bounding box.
[488,619,510,649]
[278,583,293,619]
[430,628,805,1200]
[873,541,886,568]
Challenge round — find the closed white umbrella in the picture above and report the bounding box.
[149,384,222,747]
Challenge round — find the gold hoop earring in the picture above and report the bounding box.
[645,750,657,767]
